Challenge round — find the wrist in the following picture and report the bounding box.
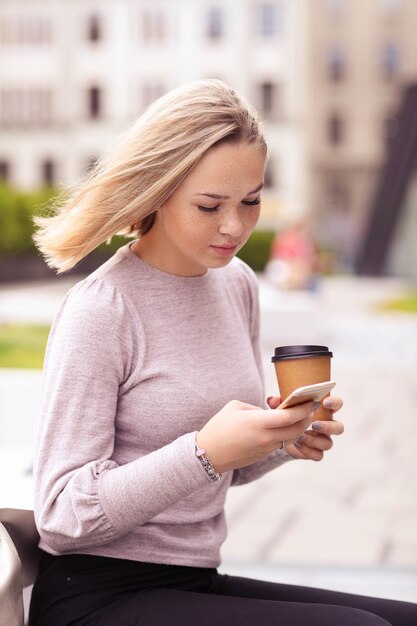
[195,433,222,481]
[196,431,229,474]
[195,431,221,469]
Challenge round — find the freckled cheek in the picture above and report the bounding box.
[243,208,261,235]
[168,211,207,243]
[179,221,215,251]
[188,216,219,243]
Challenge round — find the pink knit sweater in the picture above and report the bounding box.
[34,244,292,568]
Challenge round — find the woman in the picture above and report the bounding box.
[29,80,415,625]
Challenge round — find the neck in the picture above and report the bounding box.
[131,239,207,278]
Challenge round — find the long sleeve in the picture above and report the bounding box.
[231,262,295,487]
[33,248,275,568]
[34,279,211,554]
[231,447,294,486]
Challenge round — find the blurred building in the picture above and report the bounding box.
[2,0,416,277]
[355,82,417,277]
[306,0,417,272]
[0,0,308,229]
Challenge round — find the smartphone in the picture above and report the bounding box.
[277,381,336,410]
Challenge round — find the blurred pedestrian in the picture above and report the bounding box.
[266,220,319,290]
[28,79,415,625]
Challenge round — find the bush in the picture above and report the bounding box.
[0,183,58,254]
[237,229,275,272]
[0,182,276,274]
[0,323,50,368]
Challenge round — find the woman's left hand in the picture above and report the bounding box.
[266,395,344,461]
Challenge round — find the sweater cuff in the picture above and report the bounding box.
[97,431,211,535]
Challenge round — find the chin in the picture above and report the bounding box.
[206,256,236,269]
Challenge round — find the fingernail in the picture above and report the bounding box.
[293,441,303,449]
[311,422,323,431]
[312,402,321,412]
[298,434,305,442]
[323,398,333,409]
[267,397,273,404]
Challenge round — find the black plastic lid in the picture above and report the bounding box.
[271,345,333,363]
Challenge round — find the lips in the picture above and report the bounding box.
[210,244,238,257]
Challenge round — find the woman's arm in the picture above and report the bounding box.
[34,279,212,553]
[230,396,344,486]
[229,262,295,486]
[225,261,344,486]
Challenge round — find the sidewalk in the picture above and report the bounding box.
[1,274,417,602]
[223,274,417,601]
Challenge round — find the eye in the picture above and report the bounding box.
[242,198,261,206]
[197,205,220,213]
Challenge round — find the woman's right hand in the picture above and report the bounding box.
[196,400,318,474]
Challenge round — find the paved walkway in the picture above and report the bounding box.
[1,274,417,601]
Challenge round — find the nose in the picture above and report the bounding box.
[218,209,245,239]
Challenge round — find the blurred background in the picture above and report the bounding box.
[0,0,416,604]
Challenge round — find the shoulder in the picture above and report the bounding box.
[222,256,259,299]
[62,245,141,322]
[64,278,131,322]
[47,272,145,373]
[43,276,144,386]
[53,269,142,346]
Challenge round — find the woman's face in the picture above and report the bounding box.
[138,140,266,276]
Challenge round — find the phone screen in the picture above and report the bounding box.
[278,382,335,410]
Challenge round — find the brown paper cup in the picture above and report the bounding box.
[272,346,333,421]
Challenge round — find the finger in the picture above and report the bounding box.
[322,395,343,413]
[263,401,317,429]
[285,442,308,460]
[266,396,281,409]
[268,408,325,443]
[311,419,344,435]
[291,440,324,462]
[297,431,333,452]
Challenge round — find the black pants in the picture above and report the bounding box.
[29,551,417,626]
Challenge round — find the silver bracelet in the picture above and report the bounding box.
[195,439,222,481]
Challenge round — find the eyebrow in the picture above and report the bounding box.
[194,182,264,200]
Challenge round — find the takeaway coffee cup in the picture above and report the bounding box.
[271,345,333,421]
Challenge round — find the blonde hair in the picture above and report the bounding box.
[34,79,267,273]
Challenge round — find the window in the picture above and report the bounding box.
[326,175,349,212]
[0,15,52,45]
[42,159,55,186]
[261,82,273,116]
[207,7,223,40]
[0,160,10,182]
[140,8,166,43]
[29,89,53,126]
[87,14,101,42]
[40,15,52,44]
[381,43,400,81]
[1,90,17,126]
[327,113,344,145]
[88,86,102,119]
[256,3,283,38]
[259,82,281,120]
[0,88,52,127]
[264,158,276,188]
[328,45,346,82]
